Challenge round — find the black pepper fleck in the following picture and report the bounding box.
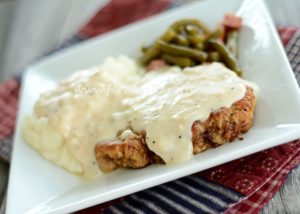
[178,135,182,139]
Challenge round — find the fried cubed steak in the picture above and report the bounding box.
[95,87,256,173]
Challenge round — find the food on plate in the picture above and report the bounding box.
[223,13,242,29]
[23,57,257,177]
[22,15,258,178]
[140,14,243,75]
[95,87,255,173]
[23,56,144,178]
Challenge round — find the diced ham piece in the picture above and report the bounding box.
[146,59,167,71]
[223,14,242,30]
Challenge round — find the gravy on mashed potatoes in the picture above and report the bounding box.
[23,56,255,178]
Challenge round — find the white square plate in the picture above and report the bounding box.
[7,0,300,213]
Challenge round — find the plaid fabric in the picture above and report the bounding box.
[278,27,298,45]
[226,146,300,214]
[0,78,19,163]
[0,79,19,140]
[0,137,12,163]
[286,30,300,82]
[79,0,172,38]
[1,1,300,213]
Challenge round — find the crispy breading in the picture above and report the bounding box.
[96,135,150,173]
[95,87,256,173]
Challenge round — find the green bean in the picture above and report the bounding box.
[178,25,188,36]
[226,30,239,58]
[140,28,177,64]
[162,54,196,67]
[174,35,189,46]
[207,40,242,76]
[208,25,224,40]
[141,46,151,53]
[195,43,204,51]
[185,25,199,36]
[158,40,207,62]
[160,28,177,42]
[208,51,221,62]
[187,35,206,47]
[170,19,211,35]
[139,43,160,65]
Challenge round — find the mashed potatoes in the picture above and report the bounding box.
[23,56,143,178]
[23,115,83,173]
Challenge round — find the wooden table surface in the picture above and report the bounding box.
[261,166,300,213]
[0,0,300,213]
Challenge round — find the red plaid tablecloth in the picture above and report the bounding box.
[1,1,300,213]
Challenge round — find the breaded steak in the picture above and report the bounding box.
[95,87,256,173]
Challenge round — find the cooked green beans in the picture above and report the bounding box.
[226,30,239,58]
[174,35,189,46]
[161,28,177,42]
[207,25,224,40]
[139,18,243,76]
[208,51,221,62]
[170,19,211,35]
[187,35,206,47]
[207,40,242,76]
[139,43,161,65]
[185,24,200,36]
[162,54,196,67]
[158,40,207,62]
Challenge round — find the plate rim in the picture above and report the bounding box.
[6,0,300,213]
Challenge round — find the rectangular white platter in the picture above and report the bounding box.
[6,0,300,213]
